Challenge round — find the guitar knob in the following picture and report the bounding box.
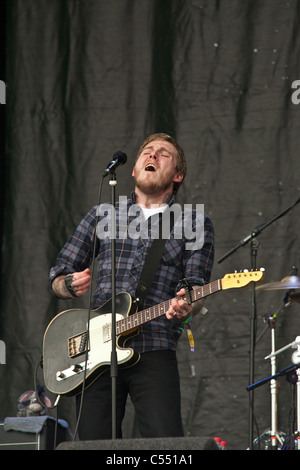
[56,371,65,379]
[71,364,83,373]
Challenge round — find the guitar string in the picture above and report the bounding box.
[82,273,260,343]
[74,271,264,359]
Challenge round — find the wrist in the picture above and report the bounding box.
[52,275,76,299]
[64,274,78,297]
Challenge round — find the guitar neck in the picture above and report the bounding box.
[116,279,222,335]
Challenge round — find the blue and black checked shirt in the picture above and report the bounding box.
[49,193,214,353]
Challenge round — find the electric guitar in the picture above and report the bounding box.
[43,269,264,396]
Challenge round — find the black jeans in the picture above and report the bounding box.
[75,349,184,440]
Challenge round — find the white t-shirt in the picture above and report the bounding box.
[140,204,168,220]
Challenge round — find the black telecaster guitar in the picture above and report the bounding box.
[43,269,264,396]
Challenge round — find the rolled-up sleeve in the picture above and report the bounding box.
[175,212,215,293]
[48,206,99,291]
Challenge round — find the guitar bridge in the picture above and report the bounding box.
[68,331,88,358]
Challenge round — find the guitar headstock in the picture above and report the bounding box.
[221,269,265,290]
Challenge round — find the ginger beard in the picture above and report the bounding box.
[133,171,174,195]
[133,162,179,196]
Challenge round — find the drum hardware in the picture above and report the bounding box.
[251,300,291,449]
[263,337,300,449]
[267,311,284,449]
[247,268,300,449]
[218,197,300,450]
[247,361,300,449]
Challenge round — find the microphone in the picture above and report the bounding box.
[102,151,127,177]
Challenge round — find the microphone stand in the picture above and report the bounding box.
[217,196,300,265]
[217,196,300,450]
[109,172,118,440]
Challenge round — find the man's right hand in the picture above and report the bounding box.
[52,268,92,299]
[67,268,92,297]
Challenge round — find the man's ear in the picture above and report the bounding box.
[173,173,184,184]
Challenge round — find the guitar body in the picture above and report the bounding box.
[43,292,139,396]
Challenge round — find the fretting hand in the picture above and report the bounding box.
[166,288,192,322]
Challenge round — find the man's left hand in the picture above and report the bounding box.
[166,288,192,322]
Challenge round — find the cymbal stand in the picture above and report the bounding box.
[268,313,280,449]
[265,336,300,449]
[291,338,300,449]
[255,298,292,449]
[255,310,283,449]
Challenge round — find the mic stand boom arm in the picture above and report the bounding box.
[217,196,300,265]
[246,363,300,392]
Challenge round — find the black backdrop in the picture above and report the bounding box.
[2,0,300,450]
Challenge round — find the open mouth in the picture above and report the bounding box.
[145,163,157,172]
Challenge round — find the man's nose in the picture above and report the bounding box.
[149,152,157,159]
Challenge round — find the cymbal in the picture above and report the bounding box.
[257,275,300,291]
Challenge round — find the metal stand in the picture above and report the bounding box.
[296,368,300,449]
[247,361,300,449]
[217,196,300,450]
[269,315,279,449]
[250,309,286,449]
[291,338,300,449]
[109,173,118,440]
[264,336,300,449]
[248,238,259,448]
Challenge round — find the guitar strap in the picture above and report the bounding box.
[134,210,175,307]
[134,209,195,351]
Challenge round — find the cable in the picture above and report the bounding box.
[34,357,61,410]
[73,175,105,440]
[32,177,105,444]
[33,357,62,449]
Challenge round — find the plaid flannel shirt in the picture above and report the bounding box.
[49,193,214,353]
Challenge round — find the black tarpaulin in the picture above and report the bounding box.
[2,0,300,449]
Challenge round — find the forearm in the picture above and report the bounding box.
[51,269,92,299]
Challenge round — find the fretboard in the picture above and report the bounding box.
[116,279,222,335]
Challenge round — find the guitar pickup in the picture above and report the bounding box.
[102,322,111,343]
